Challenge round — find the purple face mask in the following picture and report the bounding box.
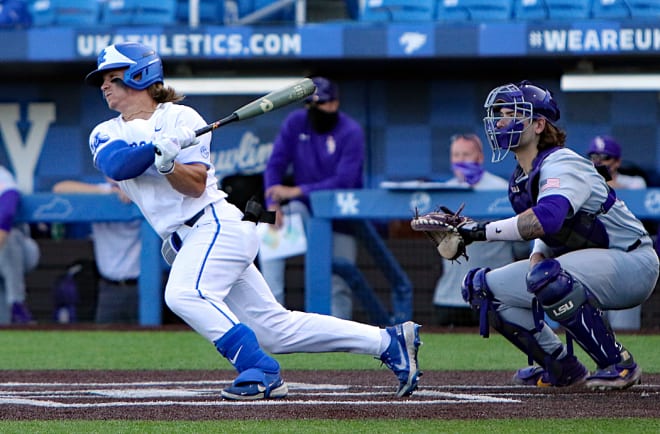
[452,161,484,186]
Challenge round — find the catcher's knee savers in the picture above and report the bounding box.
[462,267,565,371]
[526,259,622,369]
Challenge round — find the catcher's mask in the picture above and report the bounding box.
[483,80,560,163]
[85,42,163,90]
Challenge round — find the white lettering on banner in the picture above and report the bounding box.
[76,33,302,57]
[528,27,660,52]
[211,131,273,177]
[0,103,54,193]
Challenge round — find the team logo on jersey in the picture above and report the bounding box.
[200,145,210,159]
[90,131,110,154]
[326,136,336,154]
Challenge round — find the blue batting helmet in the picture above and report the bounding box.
[483,80,560,162]
[85,42,163,90]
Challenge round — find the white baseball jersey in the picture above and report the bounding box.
[88,101,386,359]
[89,102,226,239]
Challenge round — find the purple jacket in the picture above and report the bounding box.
[264,108,365,209]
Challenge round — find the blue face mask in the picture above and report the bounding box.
[451,161,484,186]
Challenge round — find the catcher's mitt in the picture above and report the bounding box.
[410,203,473,261]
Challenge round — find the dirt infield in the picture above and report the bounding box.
[0,370,658,420]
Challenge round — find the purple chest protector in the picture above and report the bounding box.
[508,147,615,255]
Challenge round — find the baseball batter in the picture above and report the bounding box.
[85,42,421,400]
[454,81,657,390]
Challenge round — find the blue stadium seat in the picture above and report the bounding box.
[29,0,57,26]
[100,0,133,25]
[132,0,177,25]
[54,0,101,26]
[627,0,660,17]
[513,0,546,19]
[252,0,296,22]
[514,0,592,20]
[436,0,513,21]
[359,0,435,22]
[591,0,633,18]
[345,0,360,20]
[176,0,225,25]
[0,0,33,28]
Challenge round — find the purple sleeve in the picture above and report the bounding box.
[264,114,298,207]
[0,189,20,231]
[532,195,572,235]
[298,125,365,196]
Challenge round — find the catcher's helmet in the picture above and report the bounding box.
[85,42,163,90]
[483,80,560,162]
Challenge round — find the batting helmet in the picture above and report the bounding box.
[483,80,560,162]
[85,42,163,90]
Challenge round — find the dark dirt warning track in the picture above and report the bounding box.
[0,370,658,420]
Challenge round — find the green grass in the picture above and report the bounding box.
[0,329,658,372]
[0,330,658,432]
[0,419,658,434]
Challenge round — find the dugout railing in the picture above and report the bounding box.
[16,189,660,326]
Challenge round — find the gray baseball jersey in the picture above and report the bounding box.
[485,148,658,355]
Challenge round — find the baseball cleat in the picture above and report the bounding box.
[380,321,422,398]
[513,355,588,387]
[221,369,288,400]
[585,362,642,391]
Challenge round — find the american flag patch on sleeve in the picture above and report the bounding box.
[541,178,561,191]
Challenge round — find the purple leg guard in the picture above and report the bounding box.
[462,267,561,370]
[527,259,622,369]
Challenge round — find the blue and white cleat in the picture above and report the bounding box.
[221,368,288,400]
[380,321,422,397]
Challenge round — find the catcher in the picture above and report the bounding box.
[411,80,658,390]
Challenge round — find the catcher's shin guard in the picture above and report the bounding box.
[462,267,560,370]
[527,259,622,369]
[461,267,492,337]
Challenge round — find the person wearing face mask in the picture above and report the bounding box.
[433,133,529,327]
[260,77,365,319]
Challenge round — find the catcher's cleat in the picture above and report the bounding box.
[513,355,588,387]
[585,362,642,391]
[221,369,288,401]
[11,302,34,324]
[380,321,422,398]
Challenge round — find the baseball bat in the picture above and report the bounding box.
[193,78,316,139]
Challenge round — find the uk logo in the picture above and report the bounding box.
[336,192,359,215]
[90,131,110,154]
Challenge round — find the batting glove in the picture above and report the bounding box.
[154,136,180,175]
